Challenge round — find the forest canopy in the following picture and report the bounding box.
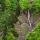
[0,0,40,40]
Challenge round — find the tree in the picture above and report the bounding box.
[0,0,18,40]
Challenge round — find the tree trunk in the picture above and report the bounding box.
[28,10,32,31]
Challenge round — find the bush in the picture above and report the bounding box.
[19,0,29,10]
[0,0,18,40]
[25,22,40,40]
[4,32,16,40]
[30,0,40,13]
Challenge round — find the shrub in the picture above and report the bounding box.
[0,0,18,40]
[25,22,40,40]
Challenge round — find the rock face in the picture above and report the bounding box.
[14,13,40,40]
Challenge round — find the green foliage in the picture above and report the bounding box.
[0,0,18,29]
[32,0,40,8]
[4,32,16,40]
[7,27,19,37]
[4,0,11,6]
[25,22,40,40]
[0,0,18,40]
[10,0,17,11]
[19,0,29,10]
[4,0,17,11]
[30,0,40,13]
[19,0,33,10]
[19,0,40,12]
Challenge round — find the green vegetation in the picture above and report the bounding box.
[0,0,18,40]
[4,32,16,40]
[0,0,40,40]
[19,0,29,10]
[25,22,40,40]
